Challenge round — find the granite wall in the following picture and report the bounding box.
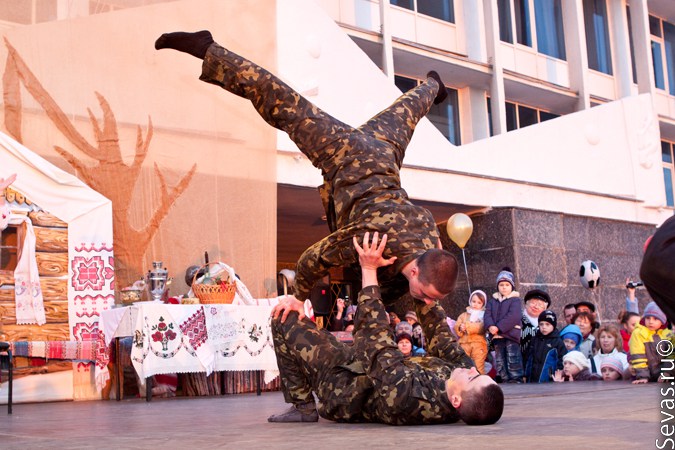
[439,207,657,325]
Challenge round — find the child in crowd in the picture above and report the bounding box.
[618,310,640,355]
[630,302,673,383]
[600,355,629,381]
[454,289,488,374]
[560,324,583,352]
[592,324,628,375]
[525,310,567,383]
[484,267,524,383]
[553,351,600,382]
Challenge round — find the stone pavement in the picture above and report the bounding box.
[0,381,662,449]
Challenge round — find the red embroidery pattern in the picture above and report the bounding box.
[72,322,99,341]
[180,308,209,351]
[71,256,114,291]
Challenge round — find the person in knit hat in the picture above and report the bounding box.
[559,324,583,351]
[521,289,552,364]
[629,301,674,383]
[484,267,524,383]
[454,290,488,373]
[396,332,414,357]
[600,355,629,381]
[640,215,675,324]
[553,350,600,382]
[525,310,567,383]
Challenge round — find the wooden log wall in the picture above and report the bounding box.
[0,200,71,377]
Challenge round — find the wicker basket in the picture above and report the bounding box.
[192,262,237,304]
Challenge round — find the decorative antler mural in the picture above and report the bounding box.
[2,38,197,286]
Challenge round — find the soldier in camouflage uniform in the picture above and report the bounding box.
[267,232,504,425]
[155,30,459,305]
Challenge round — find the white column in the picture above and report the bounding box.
[379,0,395,80]
[562,0,590,111]
[609,0,634,98]
[462,0,487,62]
[483,0,506,135]
[461,1,489,141]
[628,0,656,95]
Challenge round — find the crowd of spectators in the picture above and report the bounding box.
[325,265,671,385]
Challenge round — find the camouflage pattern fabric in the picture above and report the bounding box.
[271,285,475,425]
[200,44,442,303]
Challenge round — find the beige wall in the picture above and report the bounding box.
[0,0,279,298]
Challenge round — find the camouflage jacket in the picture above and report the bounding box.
[350,285,475,425]
[292,157,441,303]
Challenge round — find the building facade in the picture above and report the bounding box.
[0,0,672,322]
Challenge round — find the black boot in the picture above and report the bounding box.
[154,30,214,60]
[267,404,319,423]
[427,70,448,104]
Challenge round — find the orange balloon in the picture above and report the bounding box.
[446,213,473,249]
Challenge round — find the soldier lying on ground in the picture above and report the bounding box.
[155,30,458,306]
[266,231,503,425]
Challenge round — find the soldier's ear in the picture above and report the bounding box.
[449,392,462,408]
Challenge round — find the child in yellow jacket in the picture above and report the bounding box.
[454,290,488,374]
[630,301,673,383]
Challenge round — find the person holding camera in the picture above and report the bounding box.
[625,278,643,315]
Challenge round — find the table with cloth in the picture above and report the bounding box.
[96,302,280,401]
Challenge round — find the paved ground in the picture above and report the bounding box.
[0,381,663,449]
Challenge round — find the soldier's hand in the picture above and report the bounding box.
[353,231,397,270]
[271,295,306,323]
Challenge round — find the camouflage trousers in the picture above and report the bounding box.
[200,43,439,182]
[199,43,442,301]
[270,313,374,422]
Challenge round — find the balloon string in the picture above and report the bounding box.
[462,248,471,293]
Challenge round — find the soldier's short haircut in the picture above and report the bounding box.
[457,383,504,425]
[416,249,458,295]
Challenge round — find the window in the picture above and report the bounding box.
[498,0,513,43]
[653,42,666,90]
[534,0,566,60]
[583,0,612,74]
[650,15,675,95]
[395,75,461,145]
[488,98,560,134]
[0,225,19,272]
[514,0,532,46]
[664,22,675,96]
[498,0,565,60]
[390,0,455,23]
[663,140,675,207]
[390,0,414,10]
[417,0,454,23]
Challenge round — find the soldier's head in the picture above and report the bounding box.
[407,249,458,301]
[446,367,504,425]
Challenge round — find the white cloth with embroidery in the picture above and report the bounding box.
[130,303,279,384]
[10,214,45,325]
